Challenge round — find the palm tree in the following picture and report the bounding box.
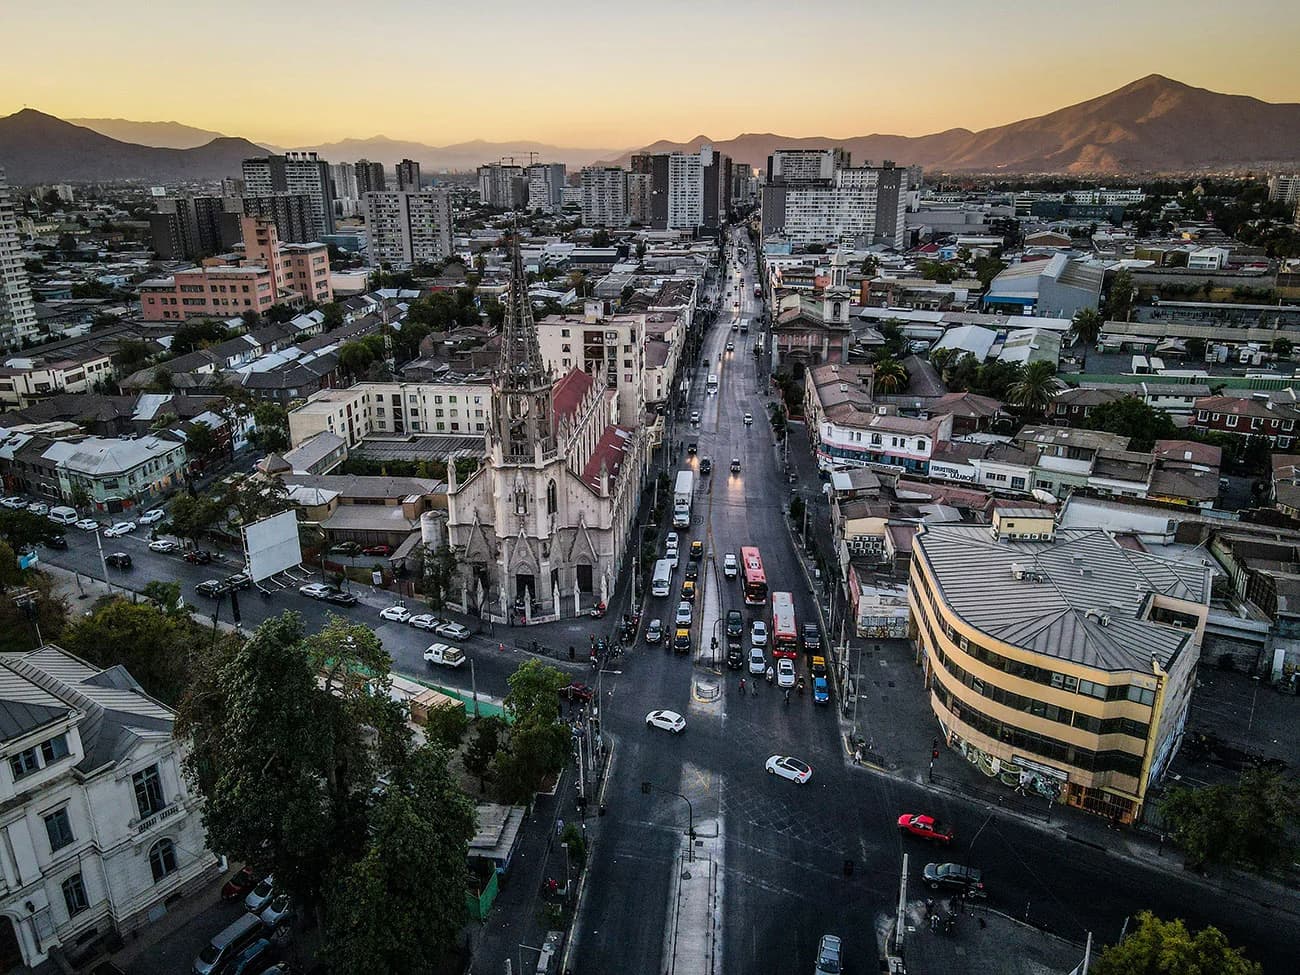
[1006,360,1063,414]
[872,357,909,394]
[1072,307,1103,347]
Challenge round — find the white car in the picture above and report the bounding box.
[1,497,27,509]
[665,544,679,569]
[244,875,276,914]
[137,509,166,525]
[378,605,412,623]
[299,583,331,599]
[777,658,796,689]
[666,531,679,550]
[723,553,738,579]
[645,710,686,734]
[436,621,471,641]
[765,755,813,785]
[103,522,135,538]
[148,539,178,553]
[675,601,693,627]
[27,502,48,516]
[74,519,100,532]
[748,647,766,675]
[743,412,754,426]
[407,613,443,631]
[690,411,700,425]
[751,620,768,648]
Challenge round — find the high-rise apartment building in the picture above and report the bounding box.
[363,190,454,267]
[1268,173,1300,207]
[149,195,238,261]
[667,151,705,232]
[580,168,628,227]
[729,161,755,209]
[396,158,422,192]
[477,163,527,209]
[627,173,653,226]
[240,193,315,244]
[703,149,731,229]
[241,152,336,239]
[356,159,386,195]
[631,153,670,230]
[526,163,567,214]
[331,162,361,218]
[0,167,38,348]
[762,151,907,248]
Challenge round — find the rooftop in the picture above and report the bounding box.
[915,523,1210,672]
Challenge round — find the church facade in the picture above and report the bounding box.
[445,242,645,623]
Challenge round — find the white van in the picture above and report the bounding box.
[652,559,672,597]
[707,374,719,395]
[48,506,78,525]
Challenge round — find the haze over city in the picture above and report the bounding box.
[5,0,1300,146]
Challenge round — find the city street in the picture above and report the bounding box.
[568,228,1298,975]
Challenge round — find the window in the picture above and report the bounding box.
[10,746,40,780]
[62,874,89,916]
[44,807,74,852]
[133,764,167,818]
[1225,415,1237,428]
[149,838,178,882]
[41,735,69,765]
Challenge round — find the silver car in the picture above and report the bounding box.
[815,934,842,973]
[675,601,693,627]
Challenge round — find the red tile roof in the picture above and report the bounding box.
[552,368,594,425]
[581,425,634,490]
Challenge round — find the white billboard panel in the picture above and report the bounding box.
[243,510,303,582]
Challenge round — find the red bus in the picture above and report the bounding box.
[770,591,798,659]
[740,546,767,605]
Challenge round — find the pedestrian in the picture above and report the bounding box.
[853,746,862,766]
[498,642,505,653]
[784,689,791,707]
[739,677,746,695]
[751,679,757,697]
[569,645,575,661]
[556,818,564,836]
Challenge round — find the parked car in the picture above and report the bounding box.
[149,538,178,553]
[258,893,292,929]
[103,521,136,538]
[183,549,213,564]
[298,583,331,599]
[408,613,443,630]
[44,534,68,550]
[220,867,259,901]
[923,862,985,896]
[559,681,594,702]
[330,542,362,556]
[815,934,843,974]
[105,552,132,570]
[196,579,228,597]
[423,643,465,668]
[75,519,100,532]
[898,814,954,844]
[1,497,27,509]
[137,509,166,525]
[323,589,358,606]
[244,875,276,914]
[723,553,738,578]
[362,544,392,556]
[27,502,48,516]
[645,709,686,734]
[765,755,813,784]
[224,938,273,975]
[225,572,251,590]
[436,621,471,641]
[378,605,412,623]
[645,619,664,645]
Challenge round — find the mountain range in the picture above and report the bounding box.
[3,75,1299,185]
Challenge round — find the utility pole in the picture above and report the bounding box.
[93,527,113,593]
[895,852,909,954]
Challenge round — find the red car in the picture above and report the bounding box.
[559,681,594,703]
[362,544,392,557]
[220,865,259,900]
[897,813,954,844]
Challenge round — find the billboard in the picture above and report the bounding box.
[243,510,303,583]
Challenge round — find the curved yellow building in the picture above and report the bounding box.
[910,509,1210,824]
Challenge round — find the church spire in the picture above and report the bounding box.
[499,232,550,388]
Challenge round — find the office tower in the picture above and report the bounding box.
[356,159,386,195]
[0,167,38,347]
[363,190,454,267]
[526,163,566,214]
[241,152,336,239]
[396,158,422,192]
[477,163,527,208]
[580,167,628,227]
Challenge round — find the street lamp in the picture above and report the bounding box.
[640,781,696,861]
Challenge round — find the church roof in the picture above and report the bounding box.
[582,425,634,490]
[553,368,594,423]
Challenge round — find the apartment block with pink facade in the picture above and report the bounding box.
[139,216,331,321]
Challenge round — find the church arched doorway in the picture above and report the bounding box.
[575,564,594,593]
[0,915,26,973]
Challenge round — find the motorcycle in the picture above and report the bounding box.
[590,602,607,619]
[798,677,805,695]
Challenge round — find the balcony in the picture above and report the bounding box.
[133,801,184,836]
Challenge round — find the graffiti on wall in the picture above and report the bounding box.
[952,736,1063,801]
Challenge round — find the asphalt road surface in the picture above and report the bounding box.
[569,228,1297,975]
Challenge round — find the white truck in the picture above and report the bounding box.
[423,643,466,668]
[673,469,694,529]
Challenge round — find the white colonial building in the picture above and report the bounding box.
[0,647,217,969]
[446,243,645,622]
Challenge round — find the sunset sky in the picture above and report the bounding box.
[6,0,1299,149]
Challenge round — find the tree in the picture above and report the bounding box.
[424,702,469,750]
[320,302,345,332]
[0,560,66,651]
[184,420,220,461]
[0,509,61,551]
[917,259,959,284]
[1185,337,1208,362]
[1092,911,1260,975]
[217,474,291,528]
[493,661,570,802]
[971,256,1006,289]
[141,580,184,613]
[1272,336,1293,359]
[1072,307,1103,347]
[166,493,222,546]
[322,745,475,974]
[1084,397,1177,450]
[62,597,196,704]
[249,402,290,453]
[1159,782,1236,868]
[421,544,459,609]
[1106,268,1136,322]
[872,357,909,394]
[169,319,229,356]
[114,338,152,370]
[1005,360,1062,413]
[464,716,504,793]
[590,229,611,247]
[338,336,383,377]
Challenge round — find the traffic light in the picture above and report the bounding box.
[931,737,940,760]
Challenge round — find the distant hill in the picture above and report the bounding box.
[67,117,249,150]
[601,76,1300,174]
[294,136,626,172]
[0,110,266,184]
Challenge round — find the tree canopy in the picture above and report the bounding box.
[61,597,198,705]
[1092,911,1260,975]
[1159,766,1299,872]
[1083,397,1178,451]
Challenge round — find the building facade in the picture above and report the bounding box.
[355,159,386,195]
[396,158,422,192]
[580,168,628,227]
[0,646,218,969]
[287,378,494,449]
[910,510,1210,824]
[526,163,566,214]
[536,304,646,426]
[330,163,361,218]
[761,153,906,248]
[0,168,39,348]
[667,151,705,232]
[445,243,644,622]
[363,190,454,267]
[241,152,336,239]
[477,164,526,209]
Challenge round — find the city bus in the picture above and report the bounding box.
[770,591,798,659]
[740,546,767,606]
[652,559,672,597]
